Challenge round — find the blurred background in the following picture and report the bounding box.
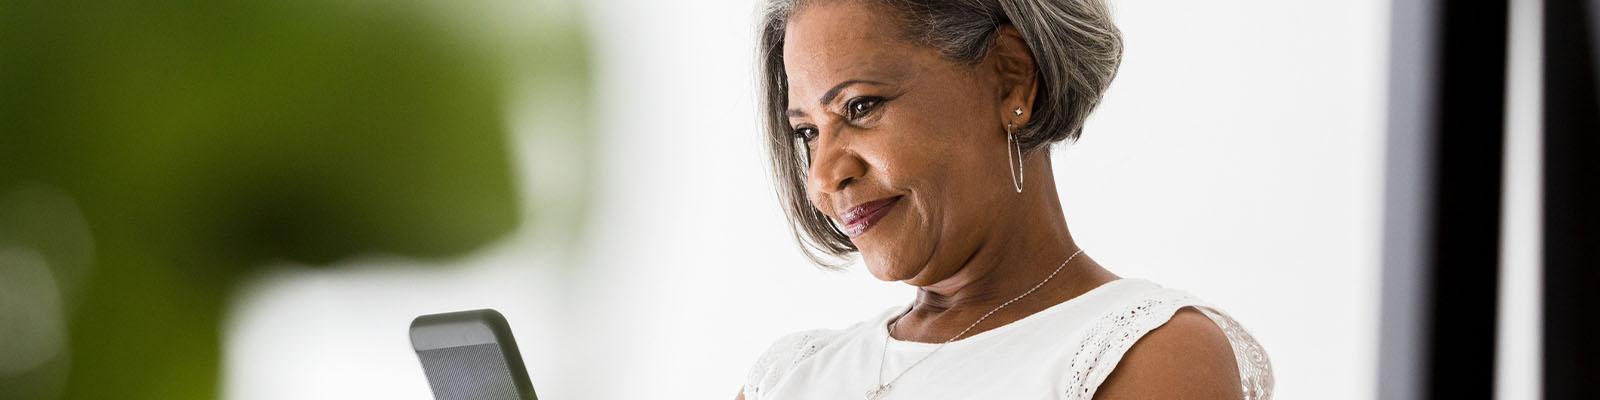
[0,0,1459,399]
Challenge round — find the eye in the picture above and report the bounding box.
[792,126,819,142]
[845,96,883,120]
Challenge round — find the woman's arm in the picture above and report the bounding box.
[1093,307,1243,399]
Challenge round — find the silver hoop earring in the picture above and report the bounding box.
[1006,122,1024,193]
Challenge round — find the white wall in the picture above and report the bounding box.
[224,0,1390,399]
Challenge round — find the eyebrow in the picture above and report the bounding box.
[786,79,887,118]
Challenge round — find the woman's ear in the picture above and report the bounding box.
[991,24,1039,125]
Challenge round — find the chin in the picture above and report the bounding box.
[861,250,920,283]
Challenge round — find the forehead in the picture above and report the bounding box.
[782,2,920,99]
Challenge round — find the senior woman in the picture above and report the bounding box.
[740,0,1273,399]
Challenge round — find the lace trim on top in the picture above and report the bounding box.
[742,288,1275,400]
[1198,305,1275,400]
[743,329,832,400]
[1061,293,1275,400]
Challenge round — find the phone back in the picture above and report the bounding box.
[410,309,537,400]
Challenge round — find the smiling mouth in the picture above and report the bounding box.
[841,196,901,238]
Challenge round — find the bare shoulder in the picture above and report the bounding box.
[1094,307,1242,399]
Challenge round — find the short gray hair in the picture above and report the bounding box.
[758,0,1123,267]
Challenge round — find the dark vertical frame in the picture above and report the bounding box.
[1427,1,1510,397]
[1542,0,1600,399]
[1379,0,1507,398]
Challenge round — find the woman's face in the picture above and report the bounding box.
[784,2,1017,285]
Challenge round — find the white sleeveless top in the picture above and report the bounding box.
[742,278,1274,400]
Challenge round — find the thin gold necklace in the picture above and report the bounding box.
[866,249,1084,400]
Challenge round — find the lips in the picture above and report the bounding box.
[840,196,901,238]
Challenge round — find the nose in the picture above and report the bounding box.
[805,129,867,199]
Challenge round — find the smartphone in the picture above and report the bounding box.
[410,309,538,400]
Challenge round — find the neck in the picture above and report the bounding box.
[892,156,1117,342]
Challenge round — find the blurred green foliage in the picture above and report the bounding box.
[0,0,591,398]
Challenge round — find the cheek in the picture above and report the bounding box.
[862,128,965,244]
[803,181,823,211]
[875,101,999,240]
[877,112,993,200]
